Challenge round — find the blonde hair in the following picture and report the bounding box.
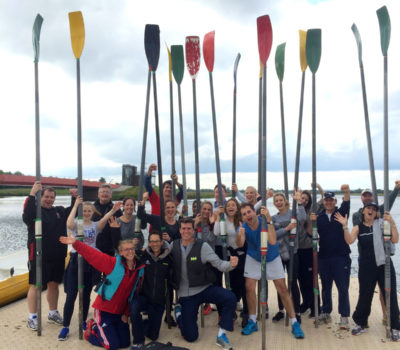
[82,201,101,217]
[273,192,290,210]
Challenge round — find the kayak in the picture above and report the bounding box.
[0,272,29,307]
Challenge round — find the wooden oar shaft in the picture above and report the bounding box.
[192,79,201,209]
[152,72,165,224]
[177,85,188,212]
[135,70,151,232]
[169,80,176,200]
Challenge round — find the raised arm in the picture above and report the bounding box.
[97,201,122,232]
[145,163,157,196]
[67,196,82,231]
[236,222,246,248]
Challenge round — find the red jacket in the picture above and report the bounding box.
[72,240,144,315]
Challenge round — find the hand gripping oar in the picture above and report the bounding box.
[166,44,176,201]
[171,45,188,215]
[257,14,273,350]
[275,42,291,325]
[32,13,43,336]
[185,36,201,212]
[203,31,231,291]
[68,11,85,339]
[351,24,378,204]
[306,28,321,328]
[377,5,392,340]
[288,30,308,326]
[232,53,241,198]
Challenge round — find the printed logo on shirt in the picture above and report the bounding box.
[190,257,197,261]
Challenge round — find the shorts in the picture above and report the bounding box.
[244,254,285,281]
[28,254,66,285]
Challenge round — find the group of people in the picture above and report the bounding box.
[22,167,400,349]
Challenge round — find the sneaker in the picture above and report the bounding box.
[351,325,366,336]
[204,304,212,315]
[84,318,96,341]
[315,312,331,325]
[292,321,305,339]
[339,316,349,330]
[216,333,233,350]
[174,304,182,322]
[392,329,400,342]
[241,319,258,335]
[58,327,69,341]
[236,302,243,311]
[131,343,145,350]
[272,311,284,322]
[48,310,63,325]
[27,316,38,331]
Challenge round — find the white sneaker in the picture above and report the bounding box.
[339,316,349,330]
[48,310,63,325]
[27,316,38,331]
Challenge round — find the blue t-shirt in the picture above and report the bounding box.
[240,216,279,262]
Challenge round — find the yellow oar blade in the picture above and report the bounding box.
[299,30,308,72]
[68,11,85,59]
[166,43,172,82]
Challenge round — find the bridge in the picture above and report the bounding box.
[0,174,120,200]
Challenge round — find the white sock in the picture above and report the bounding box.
[250,314,257,323]
[29,313,37,319]
[218,328,226,337]
[291,318,297,325]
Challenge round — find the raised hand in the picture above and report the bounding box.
[60,232,76,245]
[108,216,120,228]
[334,212,348,226]
[30,181,42,196]
[112,201,122,213]
[147,163,157,176]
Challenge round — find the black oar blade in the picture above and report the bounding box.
[32,14,43,63]
[145,24,160,71]
[351,24,363,67]
[233,53,241,83]
[171,45,184,85]
[275,42,286,82]
[306,29,322,74]
[377,6,391,56]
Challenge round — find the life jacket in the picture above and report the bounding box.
[96,254,145,303]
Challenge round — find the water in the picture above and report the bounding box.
[1,195,400,290]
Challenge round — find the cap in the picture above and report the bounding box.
[361,188,373,196]
[363,201,379,210]
[324,191,336,199]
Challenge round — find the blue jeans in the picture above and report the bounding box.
[177,285,236,342]
[130,295,165,344]
[318,255,351,316]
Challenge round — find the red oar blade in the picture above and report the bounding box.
[203,30,215,73]
[185,36,201,79]
[257,15,273,66]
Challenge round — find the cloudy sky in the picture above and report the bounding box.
[1,0,399,190]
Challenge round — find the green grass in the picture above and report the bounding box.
[0,187,70,197]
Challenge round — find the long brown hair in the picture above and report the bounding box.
[225,198,241,230]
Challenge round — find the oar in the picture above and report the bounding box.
[68,11,85,339]
[288,30,308,325]
[275,43,288,199]
[185,36,201,212]
[306,28,321,328]
[203,31,230,291]
[275,41,290,326]
[32,13,43,337]
[166,44,176,201]
[257,61,262,196]
[377,5,391,341]
[257,14,273,350]
[145,25,165,224]
[232,53,241,198]
[171,45,188,215]
[351,24,379,204]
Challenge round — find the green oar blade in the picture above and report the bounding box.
[32,14,43,63]
[377,6,391,56]
[68,11,85,59]
[351,24,363,67]
[306,29,321,74]
[275,42,286,82]
[171,45,184,85]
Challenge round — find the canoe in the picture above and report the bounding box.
[0,272,29,307]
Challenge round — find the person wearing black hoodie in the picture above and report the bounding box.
[130,231,172,348]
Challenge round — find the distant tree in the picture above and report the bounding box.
[14,171,23,175]
[99,177,106,183]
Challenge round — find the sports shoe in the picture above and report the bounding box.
[27,316,38,331]
[48,310,63,325]
[392,329,400,342]
[339,316,349,330]
[58,327,69,341]
[241,319,258,335]
[292,321,305,339]
[131,343,145,350]
[272,311,284,322]
[216,333,233,350]
[351,325,366,336]
[174,304,182,322]
[84,318,96,341]
[204,304,212,315]
[315,312,331,325]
